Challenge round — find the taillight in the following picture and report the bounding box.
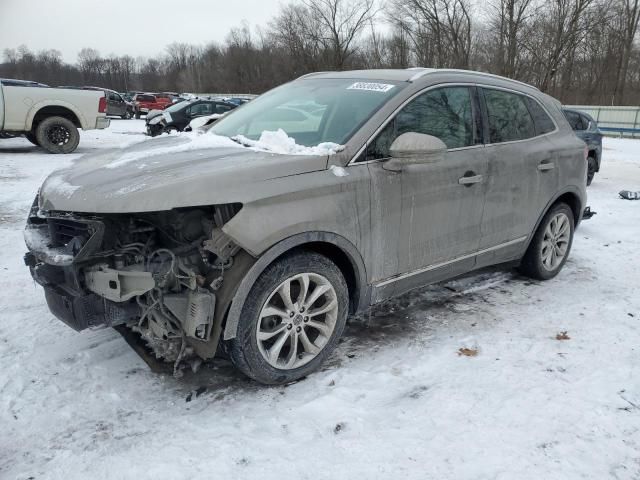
[98,96,106,113]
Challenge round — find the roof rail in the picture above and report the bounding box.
[296,71,330,80]
[406,67,539,90]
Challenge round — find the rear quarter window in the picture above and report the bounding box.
[525,97,556,135]
[483,88,536,143]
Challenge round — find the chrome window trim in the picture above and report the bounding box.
[372,236,528,288]
[348,82,559,166]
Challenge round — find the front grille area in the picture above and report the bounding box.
[47,218,90,247]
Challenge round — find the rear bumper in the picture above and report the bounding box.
[96,117,110,129]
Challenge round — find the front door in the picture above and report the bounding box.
[364,85,488,301]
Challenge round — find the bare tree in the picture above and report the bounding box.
[302,0,378,69]
[487,0,536,77]
[392,0,473,68]
[614,0,640,102]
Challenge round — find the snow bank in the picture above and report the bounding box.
[233,129,344,156]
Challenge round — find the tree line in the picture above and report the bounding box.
[2,0,640,105]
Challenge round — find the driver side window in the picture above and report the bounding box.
[365,87,475,161]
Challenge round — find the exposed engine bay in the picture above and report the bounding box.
[24,200,253,373]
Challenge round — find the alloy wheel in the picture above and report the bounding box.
[540,212,571,271]
[256,272,339,370]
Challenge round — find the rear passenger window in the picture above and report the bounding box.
[525,98,555,135]
[483,89,536,143]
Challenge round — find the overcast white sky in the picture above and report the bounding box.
[0,0,283,63]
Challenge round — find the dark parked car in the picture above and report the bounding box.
[563,108,602,185]
[102,89,134,119]
[145,99,236,136]
[64,86,134,119]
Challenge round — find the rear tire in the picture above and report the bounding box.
[122,110,133,120]
[228,251,348,385]
[586,156,597,186]
[35,116,80,154]
[518,202,575,280]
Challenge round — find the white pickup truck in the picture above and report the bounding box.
[0,78,110,153]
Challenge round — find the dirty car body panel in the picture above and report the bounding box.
[25,69,587,380]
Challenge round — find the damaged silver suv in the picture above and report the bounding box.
[24,69,587,384]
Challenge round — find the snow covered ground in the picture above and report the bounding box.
[1,120,639,480]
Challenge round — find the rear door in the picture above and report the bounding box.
[476,87,559,266]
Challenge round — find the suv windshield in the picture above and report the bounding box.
[210,78,405,146]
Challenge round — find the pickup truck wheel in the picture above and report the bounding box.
[24,132,39,146]
[518,202,574,280]
[229,251,348,385]
[35,116,79,154]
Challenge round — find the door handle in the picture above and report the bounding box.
[458,174,483,186]
[538,161,555,171]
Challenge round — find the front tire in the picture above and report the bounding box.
[519,202,575,280]
[229,251,348,385]
[35,116,80,154]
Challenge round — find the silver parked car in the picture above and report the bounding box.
[24,69,587,384]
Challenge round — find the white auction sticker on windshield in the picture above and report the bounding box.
[347,82,395,93]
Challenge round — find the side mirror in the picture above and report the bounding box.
[384,132,447,171]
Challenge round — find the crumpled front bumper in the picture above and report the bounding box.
[23,209,137,331]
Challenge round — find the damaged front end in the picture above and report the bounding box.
[24,197,253,371]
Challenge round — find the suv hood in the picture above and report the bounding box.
[38,135,329,213]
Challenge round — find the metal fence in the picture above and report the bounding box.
[565,105,640,137]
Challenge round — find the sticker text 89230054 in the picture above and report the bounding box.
[347,82,395,93]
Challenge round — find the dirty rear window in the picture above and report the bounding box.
[210,78,405,147]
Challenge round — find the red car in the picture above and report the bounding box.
[133,93,169,118]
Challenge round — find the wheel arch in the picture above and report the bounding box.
[223,231,369,340]
[523,187,584,253]
[27,102,85,130]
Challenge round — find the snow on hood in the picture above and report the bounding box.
[234,129,345,156]
[104,132,241,169]
[102,129,343,170]
[37,133,333,213]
